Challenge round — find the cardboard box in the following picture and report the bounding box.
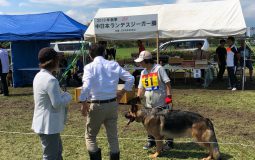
[168,57,183,65]
[169,72,185,79]
[74,84,135,104]
[117,84,135,104]
[74,87,82,102]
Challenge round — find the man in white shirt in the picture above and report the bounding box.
[79,44,134,160]
[0,44,10,96]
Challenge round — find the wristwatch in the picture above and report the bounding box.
[167,95,172,98]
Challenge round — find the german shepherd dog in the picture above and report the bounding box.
[125,99,221,160]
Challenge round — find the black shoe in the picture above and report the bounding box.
[163,139,174,150]
[88,148,102,160]
[110,152,120,160]
[143,141,156,150]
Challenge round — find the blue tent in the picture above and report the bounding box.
[0,11,87,41]
[0,11,87,87]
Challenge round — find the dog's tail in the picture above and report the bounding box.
[205,118,221,160]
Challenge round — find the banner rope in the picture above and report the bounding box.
[0,130,254,148]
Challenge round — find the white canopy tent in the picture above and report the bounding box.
[85,0,246,40]
[85,0,249,90]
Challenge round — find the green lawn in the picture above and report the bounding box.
[0,83,255,160]
[116,47,155,60]
[115,46,255,60]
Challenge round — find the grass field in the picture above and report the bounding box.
[115,46,255,61]
[0,78,255,160]
[115,47,155,60]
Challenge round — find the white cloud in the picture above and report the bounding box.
[18,2,31,7]
[241,1,255,18]
[175,0,220,3]
[112,0,144,2]
[144,1,163,6]
[240,0,255,26]
[30,0,104,7]
[65,10,89,24]
[0,0,10,6]
[0,11,38,15]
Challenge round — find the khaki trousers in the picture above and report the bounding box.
[85,101,119,153]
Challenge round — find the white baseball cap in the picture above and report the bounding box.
[134,51,152,63]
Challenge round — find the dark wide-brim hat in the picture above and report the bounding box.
[38,47,58,64]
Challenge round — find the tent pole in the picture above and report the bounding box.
[156,31,159,64]
[242,40,247,91]
[94,35,97,43]
[80,38,85,65]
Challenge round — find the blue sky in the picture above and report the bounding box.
[0,0,254,27]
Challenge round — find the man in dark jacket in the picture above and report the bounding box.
[216,39,227,80]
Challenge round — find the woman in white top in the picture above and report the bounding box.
[32,47,72,160]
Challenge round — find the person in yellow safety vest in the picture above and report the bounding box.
[134,50,174,150]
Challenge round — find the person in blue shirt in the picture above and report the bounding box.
[238,40,253,81]
[73,56,84,85]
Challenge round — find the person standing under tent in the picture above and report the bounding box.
[134,50,174,150]
[0,44,10,96]
[226,36,239,91]
[193,42,208,60]
[216,39,227,80]
[73,56,84,85]
[80,44,134,160]
[193,42,208,84]
[137,40,145,54]
[59,53,71,87]
[238,40,253,81]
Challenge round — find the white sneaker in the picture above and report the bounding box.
[232,87,237,91]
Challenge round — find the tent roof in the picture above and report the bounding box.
[85,0,246,40]
[0,11,87,41]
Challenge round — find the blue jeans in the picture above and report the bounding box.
[0,73,9,96]
[39,133,63,160]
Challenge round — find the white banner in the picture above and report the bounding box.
[94,14,158,34]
